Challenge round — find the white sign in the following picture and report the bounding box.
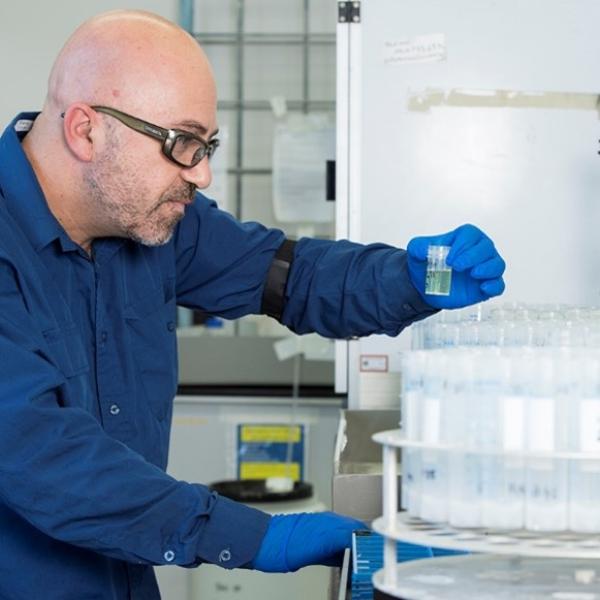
[360,354,388,372]
[384,33,446,65]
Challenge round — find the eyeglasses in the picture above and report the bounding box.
[90,106,219,168]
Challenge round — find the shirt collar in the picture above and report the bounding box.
[0,113,125,261]
[0,112,77,253]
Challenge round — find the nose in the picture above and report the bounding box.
[180,158,212,189]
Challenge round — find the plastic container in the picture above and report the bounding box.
[447,352,480,528]
[569,355,600,532]
[418,353,448,522]
[425,245,452,296]
[524,355,568,531]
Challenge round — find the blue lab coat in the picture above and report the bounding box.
[0,113,435,599]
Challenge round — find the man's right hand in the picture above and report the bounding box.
[249,511,366,573]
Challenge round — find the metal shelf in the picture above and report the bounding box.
[192,32,335,45]
[226,167,272,176]
[372,513,600,559]
[217,99,335,111]
[182,0,336,223]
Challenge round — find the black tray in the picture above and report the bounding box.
[210,479,313,503]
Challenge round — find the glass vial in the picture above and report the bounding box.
[425,245,452,296]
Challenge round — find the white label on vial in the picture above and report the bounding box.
[503,395,524,451]
[580,400,600,452]
[528,398,554,452]
[403,391,420,437]
[423,398,440,443]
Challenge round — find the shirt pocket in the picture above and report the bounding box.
[42,324,90,378]
[123,279,177,422]
[42,324,92,411]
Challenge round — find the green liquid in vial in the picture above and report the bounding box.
[425,268,452,296]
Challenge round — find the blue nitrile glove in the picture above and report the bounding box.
[250,512,366,572]
[407,223,506,309]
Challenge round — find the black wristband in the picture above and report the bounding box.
[261,238,296,321]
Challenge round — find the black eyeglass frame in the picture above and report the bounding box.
[61,105,219,168]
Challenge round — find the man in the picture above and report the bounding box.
[0,9,505,600]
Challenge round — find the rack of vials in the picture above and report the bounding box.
[371,303,600,598]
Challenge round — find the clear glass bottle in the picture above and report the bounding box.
[400,351,425,517]
[525,353,568,532]
[479,352,514,529]
[568,353,600,532]
[425,245,452,296]
[448,350,481,527]
[485,351,525,529]
[418,352,448,522]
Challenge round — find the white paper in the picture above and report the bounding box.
[272,113,335,224]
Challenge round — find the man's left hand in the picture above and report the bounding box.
[407,223,506,309]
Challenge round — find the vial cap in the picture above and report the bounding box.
[427,245,451,260]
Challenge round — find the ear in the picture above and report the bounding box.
[61,103,100,162]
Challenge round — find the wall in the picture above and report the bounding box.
[0,0,178,126]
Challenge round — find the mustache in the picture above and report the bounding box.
[155,182,197,209]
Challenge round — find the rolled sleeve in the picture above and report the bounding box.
[188,492,270,569]
[282,238,438,338]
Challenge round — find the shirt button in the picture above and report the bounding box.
[101,331,108,343]
[218,549,231,563]
[109,404,120,416]
[167,321,175,332]
[402,303,412,312]
[164,550,175,562]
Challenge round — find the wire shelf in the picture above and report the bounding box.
[192,32,335,45]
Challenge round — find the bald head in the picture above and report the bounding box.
[23,10,218,253]
[46,10,215,117]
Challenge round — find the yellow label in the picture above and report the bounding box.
[240,462,300,481]
[240,425,301,443]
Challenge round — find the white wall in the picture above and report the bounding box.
[0,0,178,126]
